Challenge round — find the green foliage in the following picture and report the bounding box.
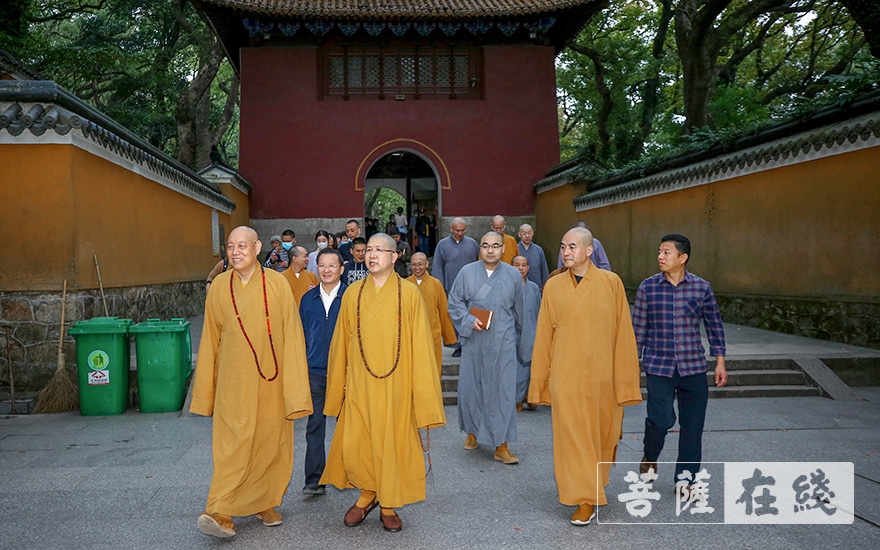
[558,0,880,174]
[1,0,238,166]
[365,188,406,227]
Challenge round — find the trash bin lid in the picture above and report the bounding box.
[130,318,191,333]
[68,317,133,335]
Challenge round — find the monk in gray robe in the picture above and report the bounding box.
[448,232,523,464]
[512,255,541,410]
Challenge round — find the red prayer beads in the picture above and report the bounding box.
[229,265,279,382]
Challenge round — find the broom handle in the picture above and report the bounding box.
[94,255,108,316]
[58,280,67,356]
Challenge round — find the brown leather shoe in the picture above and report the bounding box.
[343,497,378,527]
[464,433,478,450]
[516,402,524,412]
[640,455,657,476]
[379,509,403,532]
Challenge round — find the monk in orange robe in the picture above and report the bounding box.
[528,227,642,526]
[321,233,445,533]
[406,252,457,374]
[491,215,519,264]
[283,245,318,304]
[190,226,312,539]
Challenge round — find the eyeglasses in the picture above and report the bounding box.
[364,248,396,255]
[317,264,340,269]
[480,243,503,250]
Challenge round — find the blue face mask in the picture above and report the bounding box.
[281,241,294,251]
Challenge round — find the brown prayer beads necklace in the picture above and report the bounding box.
[356,273,402,379]
[230,265,279,382]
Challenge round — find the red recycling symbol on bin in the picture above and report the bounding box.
[92,370,106,379]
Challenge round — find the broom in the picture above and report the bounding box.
[33,280,79,413]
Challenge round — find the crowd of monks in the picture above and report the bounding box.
[189,217,721,537]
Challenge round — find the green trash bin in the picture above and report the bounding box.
[67,317,133,416]
[130,318,192,413]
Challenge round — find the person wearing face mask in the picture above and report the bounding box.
[264,235,288,272]
[308,230,332,275]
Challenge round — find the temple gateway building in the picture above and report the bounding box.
[195,0,604,239]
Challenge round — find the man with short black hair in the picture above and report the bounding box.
[343,237,369,285]
[299,247,347,497]
[633,234,727,493]
[337,220,361,263]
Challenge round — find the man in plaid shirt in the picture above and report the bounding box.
[632,234,728,486]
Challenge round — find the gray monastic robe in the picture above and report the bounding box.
[516,279,541,402]
[432,235,481,291]
[448,261,523,446]
[517,242,550,289]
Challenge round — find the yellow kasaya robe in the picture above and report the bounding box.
[528,266,641,507]
[282,267,318,305]
[190,267,312,516]
[321,274,446,508]
[501,233,518,264]
[407,274,457,374]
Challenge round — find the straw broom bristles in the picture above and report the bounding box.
[33,281,79,413]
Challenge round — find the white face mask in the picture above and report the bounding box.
[317,241,328,249]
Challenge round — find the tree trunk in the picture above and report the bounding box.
[175,38,226,170]
[839,0,880,59]
[675,0,723,134]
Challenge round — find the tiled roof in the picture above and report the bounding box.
[201,0,597,19]
[0,49,45,81]
[554,92,880,211]
[0,81,236,212]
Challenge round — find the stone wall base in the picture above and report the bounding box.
[715,294,879,350]
[0,282,205,391]
[625,288,879,351]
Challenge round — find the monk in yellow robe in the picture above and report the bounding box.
[283,245,318,304]
[190,226,312,539]
[406,252,457,374]
[491,215,519,264]
[528,227,642,526]
[321,233,445,533]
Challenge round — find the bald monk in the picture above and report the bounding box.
[407,252,457,375]
[491,215,519,264]
[528,227,641,526]
[283,245,318,304]
[190,226,312,539]
[321,233,446,532]
[512,255,541,412]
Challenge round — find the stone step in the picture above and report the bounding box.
[638,369,810,387]
[440,362,823,405]
[706,385,824,398]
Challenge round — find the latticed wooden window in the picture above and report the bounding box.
[323,45,479,99]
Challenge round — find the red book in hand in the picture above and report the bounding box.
[470,307,493,330]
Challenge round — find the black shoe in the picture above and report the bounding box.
[302,484,327,496]
[451,348,461,357]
